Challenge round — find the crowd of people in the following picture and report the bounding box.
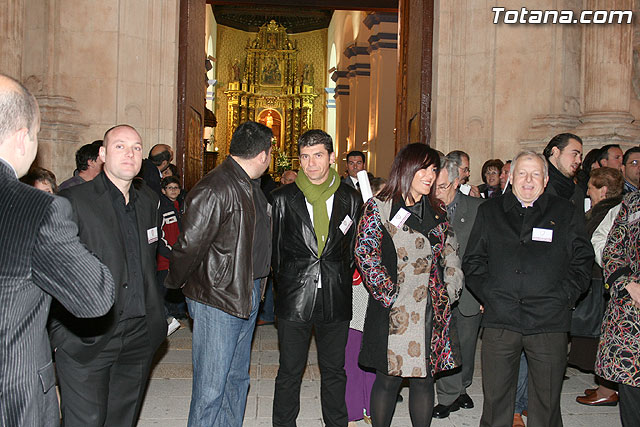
[2,71,640,427]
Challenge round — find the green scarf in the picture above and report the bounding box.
[295,168,341,256]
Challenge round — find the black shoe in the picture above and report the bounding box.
[456,393,474,409]
[432,401,460,418]
[396,393,403,403]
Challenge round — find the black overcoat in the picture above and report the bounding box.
[463,191,594,334]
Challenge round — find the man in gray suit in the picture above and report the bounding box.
[0,74,115,426]
[432,154,484,418]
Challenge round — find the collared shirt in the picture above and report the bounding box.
[624,179,638,194]
[304,174,336,288]
[515,194,540,208]
[102,173,146,319]
[227,157,271,280]
[349,175,360,190]
[251,177,271,279]
[446,190,462,223]
[0,157,17,178]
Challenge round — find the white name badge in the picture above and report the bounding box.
[339,215,353,235]
[147,227,158,244]
[390,208,411,228]
[532,227,553,243]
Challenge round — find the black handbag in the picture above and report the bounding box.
[570,277,606,338]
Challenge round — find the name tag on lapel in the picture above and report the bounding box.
[532,227,553,243]
[147,227,158,244]
[390,208,411,228]
[339,215,353,235]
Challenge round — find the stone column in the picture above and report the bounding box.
[365,12,398,178]
[332,69,350,172]
[0,0,24,79]
[574,0,640,146]
[344,43,370,160]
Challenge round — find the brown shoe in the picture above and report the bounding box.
[583,388,597,396]
[576,391,618,406]
[513,413,525,427]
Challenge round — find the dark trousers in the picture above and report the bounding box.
[618,383,640,426]
[156,269,187,319]
[273,304,349,427]
[435,307,482,405]
[480,328,567,427]
[55,317,154,427]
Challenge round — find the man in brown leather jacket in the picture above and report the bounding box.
[166,121,273,427]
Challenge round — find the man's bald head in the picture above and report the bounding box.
[0,74,40,144]
[149,143,173,171]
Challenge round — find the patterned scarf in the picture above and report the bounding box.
[427,222,457,375]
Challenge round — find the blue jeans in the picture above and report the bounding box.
[515,351,528,414]
[186,279,261,427]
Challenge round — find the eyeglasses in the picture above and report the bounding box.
[165,186,180,190]
[460,167,470,173]
[436,182,453,191]
[485,170,499,175]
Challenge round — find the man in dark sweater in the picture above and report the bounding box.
[543,132,584,208]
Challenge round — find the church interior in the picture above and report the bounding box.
[2,0,639,189]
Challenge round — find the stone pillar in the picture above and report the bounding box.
[344,43,370,163]
[0,0,24,78]
[332,70,350,172]
[365,13,398,178]
[574,0,640,147]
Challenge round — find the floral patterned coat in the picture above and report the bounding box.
[596,191,640,387]
[355,197,463,376]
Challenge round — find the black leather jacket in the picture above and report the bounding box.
[272,182,362,322]
[166,157,265,319]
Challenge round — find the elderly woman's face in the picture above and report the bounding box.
[587,179,606,206]
[34,180,54,194]
[485,167,500,187]
[409,164,438,202]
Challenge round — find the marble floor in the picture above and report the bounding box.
[138,324,622,426]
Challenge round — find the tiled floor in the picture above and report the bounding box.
[138,324,622,426]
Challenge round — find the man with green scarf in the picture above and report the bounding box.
[271,129,362,427]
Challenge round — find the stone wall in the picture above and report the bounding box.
[432,0,640,185]
[3,0,180,181]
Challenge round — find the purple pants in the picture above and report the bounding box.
[344,328,376,421]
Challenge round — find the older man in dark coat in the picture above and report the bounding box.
[463,150,593,427]
[432,155,484,418]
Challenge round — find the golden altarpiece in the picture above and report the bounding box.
[224,21,317,171]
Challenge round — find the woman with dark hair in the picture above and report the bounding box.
[20,166,58,194]
[355,143,463,427]
[571,167,624,407]
[478,159,504,198]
